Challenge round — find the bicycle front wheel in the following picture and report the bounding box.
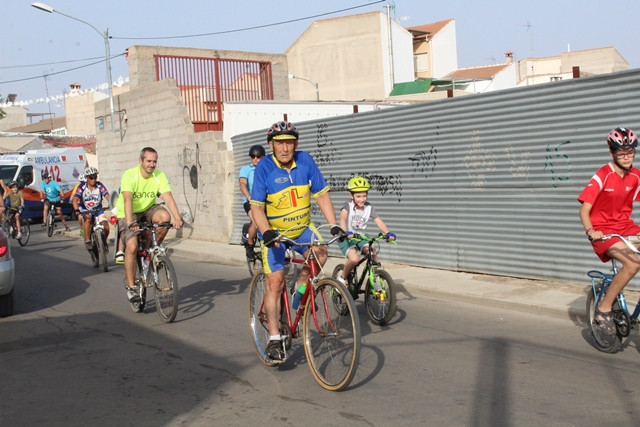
[2,219,10,236]
[303,278,361,391]
[152,255,179,323]
[586,282,622,353]
[96,229,109,272]
[248,271,278,366]
[46,212,54,237]
[17,220,30,246]
[365,268,396,326]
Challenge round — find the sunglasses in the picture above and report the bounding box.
[250,155,263,159]
[86,175,97,179]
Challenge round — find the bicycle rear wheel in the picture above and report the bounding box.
[96,228,109,272]
[365,268,396,326]
[89,232,100,268]
[17,219,30,246]
[152,255,179,323]
[303,278,361,391]
[248,271,278,366]
[129,263,147,313]
[586,282,622,353]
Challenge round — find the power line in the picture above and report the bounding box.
[0,56,106,70]
[112,1,385,40]
[0,53,126,85]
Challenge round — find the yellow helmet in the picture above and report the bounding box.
[347,176,370,192]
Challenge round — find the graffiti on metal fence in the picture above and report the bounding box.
[408,147,438,179]
[505,145,531,179]
[544,141,572,187]
[325,173,402,203]
[464,130,496,189]
[311,122,338,167]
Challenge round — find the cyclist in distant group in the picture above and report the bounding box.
[3,181,24,239]
[335,176,395,291]
[250,121,342,362]
[116,147,183,303]
[239,144,266,259]
[72,167,110,251]
[40,171,70,232]
[579,127,640,339]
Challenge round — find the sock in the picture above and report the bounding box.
[269,335,280,342]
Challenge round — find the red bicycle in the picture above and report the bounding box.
[248,228,361,391]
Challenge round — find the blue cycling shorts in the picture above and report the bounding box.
[260,224,321,274]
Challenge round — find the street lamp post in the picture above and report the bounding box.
[288,74,319,102]
[31,2,115,132]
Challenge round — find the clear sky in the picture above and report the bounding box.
[1,0,638,118]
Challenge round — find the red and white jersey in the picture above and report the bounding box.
[578,163,640,230]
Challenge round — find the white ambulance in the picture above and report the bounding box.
[0,147,88,220]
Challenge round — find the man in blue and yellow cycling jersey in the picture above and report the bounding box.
[250,121,342,363]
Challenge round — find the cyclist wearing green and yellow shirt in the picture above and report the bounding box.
[116,147,183,303]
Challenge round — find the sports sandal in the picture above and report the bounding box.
[594,305,616,336]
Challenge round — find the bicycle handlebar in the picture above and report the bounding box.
[265,233,343,248]
[134,222,173,231]
[595,234,640,253]
[349,232,398,245]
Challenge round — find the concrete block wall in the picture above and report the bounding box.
[96,79,233,242]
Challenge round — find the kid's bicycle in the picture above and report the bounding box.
[586,233,640,353]
[332,233,397,325]
[127,222,179,323]
[248,227,361,391]
[2,209,30,247]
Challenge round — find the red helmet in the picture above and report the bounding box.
[607,127,638,151]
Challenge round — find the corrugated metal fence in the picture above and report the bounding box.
[231,69,640,287]
[155,55,273,131]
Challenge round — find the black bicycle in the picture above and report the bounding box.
[43,200,56,237]
[2,208,30,247]
[332,233,397,325]
[86,212,109,272]
[127,222,179,323]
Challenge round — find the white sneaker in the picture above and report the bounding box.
[336,275,348,286]
[15,232,22,239]
[126,287,140,302]
[115,251,125,264]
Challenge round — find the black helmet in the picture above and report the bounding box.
[267,121,299,142]
[249,144,266,157]
[41,170,51,179]
[8,181,17,188]
[607,127,638,151]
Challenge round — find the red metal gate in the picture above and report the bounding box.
[155,55,274,132]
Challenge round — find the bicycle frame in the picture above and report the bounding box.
[589,233,640,325]
[260,238,341,347]
[350,234,394,296]
[589,263,640,323]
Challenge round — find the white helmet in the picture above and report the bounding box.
[84,166,98,176]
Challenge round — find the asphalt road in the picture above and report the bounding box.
[2,229,640,426]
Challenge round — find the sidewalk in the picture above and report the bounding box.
[158,235,598,321]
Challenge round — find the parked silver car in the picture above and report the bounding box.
[0,227,16,317]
